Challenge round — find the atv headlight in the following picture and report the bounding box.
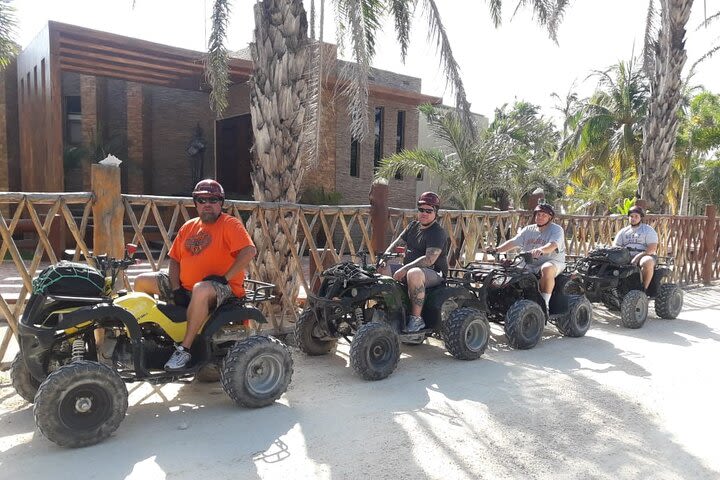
[351,288,358,297]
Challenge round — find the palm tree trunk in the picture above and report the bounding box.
[638,0,693,212]
[249,0,311,313]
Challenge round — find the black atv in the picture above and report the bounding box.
[450,252,593,350]
[295,251,489,381]
[570,246,683,329]
[11,244,293,448]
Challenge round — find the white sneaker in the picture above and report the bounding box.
[165,345,191,371]
[406,315,425,333]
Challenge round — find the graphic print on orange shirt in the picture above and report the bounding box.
[185,231,212,255]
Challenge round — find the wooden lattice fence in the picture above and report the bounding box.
[0,186,718,366]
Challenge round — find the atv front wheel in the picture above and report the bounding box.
[504,300,544,349]
[11,353,41,403]
[620,290,648,329]
[195,362,221,383]
[443,307,490,360]
[349,322,400,381]
[221,336,293,408]
[34,360,128,448]
[555,296,593,337]
[295,310,337,356]
[655,284,683,319]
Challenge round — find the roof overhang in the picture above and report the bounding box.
[50,21,253,90]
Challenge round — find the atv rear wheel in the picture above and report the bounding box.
[504,300,544,349]
[601,293,620,312]
[620,290,648,329]
[221,336,293,408]
[555,296,593,337]
[34,360,128,448]
[295,310,337,356]
[349,322,400,381]
[655,284,683,319]
[11,353,41,403]
[443,307,490,360]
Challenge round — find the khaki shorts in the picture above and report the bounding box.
[526,260,566,278]
[156,272,234,307]
[390,264,444,287]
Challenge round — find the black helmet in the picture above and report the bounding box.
[628,205,645,217]
[533,202,555,218]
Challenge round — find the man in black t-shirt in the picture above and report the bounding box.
[380,192,449,332]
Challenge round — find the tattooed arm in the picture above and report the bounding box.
[393,247,442,281]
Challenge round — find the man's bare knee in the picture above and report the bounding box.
[406,268,426,287]
[134,273,159,294]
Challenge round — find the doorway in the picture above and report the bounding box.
[215,113,253,199]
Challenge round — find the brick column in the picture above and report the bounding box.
[126,82,146,194]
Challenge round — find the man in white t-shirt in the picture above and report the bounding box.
[613,205,658,290]
[492,202,566,310]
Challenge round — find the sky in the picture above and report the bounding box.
[11,0,720,124]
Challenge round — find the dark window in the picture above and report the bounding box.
[396,111,405,153]
[65,96,82,145]
[374,107,384,171]
[350,137,360,177]
[417,169,424,180]
[395,110,406,179]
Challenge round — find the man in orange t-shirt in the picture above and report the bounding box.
[134,179,256,371]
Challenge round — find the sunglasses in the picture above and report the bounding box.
[195,197,222,204]
[417,207,435,214]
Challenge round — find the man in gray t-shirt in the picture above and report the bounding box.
[613,205,658,290]
[492,203,566,310]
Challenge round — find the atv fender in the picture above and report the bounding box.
[201,303,267,339]
[422,286,484,329]
[20,304,144,380]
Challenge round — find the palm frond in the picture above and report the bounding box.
[420,0,476,138]
[389,0,413,61]
[487,0,502,27]
[0,0,19,69]
[642,0,658,78]
[205,0,232,116]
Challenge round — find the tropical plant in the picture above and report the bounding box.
[0,0,18,69]
[558,58,649,190]
[490,101,562,209]
[375,104,509,210]
[564,167,638,215]
[690,156,720,211]
[673,90,720,213]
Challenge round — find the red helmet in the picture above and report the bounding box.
[193,179,225,200]
[417,191,440,209]
[628,205,645,217]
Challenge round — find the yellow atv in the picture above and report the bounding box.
[12,245,293,448]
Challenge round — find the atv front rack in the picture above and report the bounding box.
[243,279,276,303]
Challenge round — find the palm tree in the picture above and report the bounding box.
[690,156,720,212]
[674,90,720,213]
[558,59,649,187]
[0,0,18,69]
[204,0,571,306]
[638,0,693,212]
[490,101,561,209]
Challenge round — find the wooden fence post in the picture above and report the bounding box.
[702,204,717,285]
[91,163,124,259]
[369,180,389,255]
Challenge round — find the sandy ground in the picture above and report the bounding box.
[1,285,719,480]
